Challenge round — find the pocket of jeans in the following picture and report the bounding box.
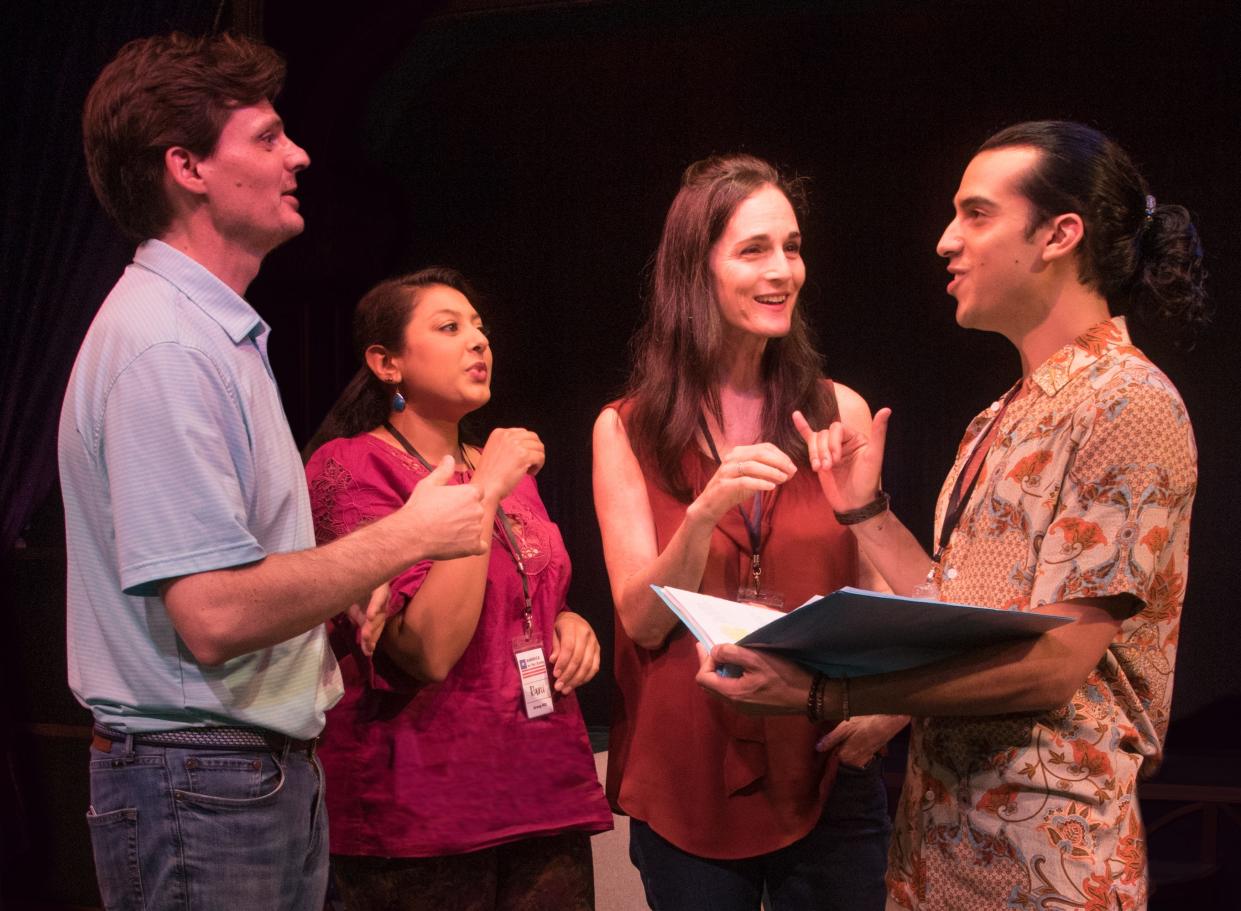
[173,752,286,809]
[181,754,268,800]
[86,806,145,911]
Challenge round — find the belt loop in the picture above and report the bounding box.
[122,732,136,764]
[280,739,291,765]
[307,737,317,760]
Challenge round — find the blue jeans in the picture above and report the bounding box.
[86,737,328,911]
[628,760,892,911]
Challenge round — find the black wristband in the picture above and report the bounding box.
[834,491,890,526]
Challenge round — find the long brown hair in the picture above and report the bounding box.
[624,154,835,501]
[303,267,479,460]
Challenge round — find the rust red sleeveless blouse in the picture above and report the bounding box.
[605,390,858,859]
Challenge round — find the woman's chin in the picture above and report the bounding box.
[755,312,794,336]
[461,387,492,413]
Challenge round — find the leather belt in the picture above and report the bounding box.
[91,723,317,755]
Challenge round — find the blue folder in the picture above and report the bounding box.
[654,585,1073,677]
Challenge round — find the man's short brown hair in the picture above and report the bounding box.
[82,32,286,241]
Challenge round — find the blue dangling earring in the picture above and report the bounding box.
[392,387,406,413]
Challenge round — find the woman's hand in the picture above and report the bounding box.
[792,409,890,512]
[550,611,600,694]
[345,582,390,657]
[471,427,545,505]
[687,442,797,527]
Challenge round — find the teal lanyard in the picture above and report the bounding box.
[697,415,766,594]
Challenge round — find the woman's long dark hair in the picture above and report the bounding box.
[623,154,836,501]
[303,266,479,460]
[979,121,1208,335]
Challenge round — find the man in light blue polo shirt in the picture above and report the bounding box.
[59,32,487,911]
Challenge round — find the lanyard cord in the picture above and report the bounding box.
[933,381,1025,563]
[382,421,534,637]
[697,414,766,592]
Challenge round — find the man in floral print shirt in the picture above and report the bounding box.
[697,121,1206,910]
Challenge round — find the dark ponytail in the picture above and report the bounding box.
[303,266,479,460]
[1132,204,1208,332]
[980,120,1208,338]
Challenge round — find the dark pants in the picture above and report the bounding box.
[628,760,891,911]
[331,831,595,911]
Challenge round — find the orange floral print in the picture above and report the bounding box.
[889,318,1194,910]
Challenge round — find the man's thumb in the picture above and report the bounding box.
[424,454,455,485]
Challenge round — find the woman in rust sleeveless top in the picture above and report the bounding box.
[592,154,906,910]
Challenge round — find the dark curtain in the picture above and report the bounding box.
[0,2,231,900]
[0,2,238,552]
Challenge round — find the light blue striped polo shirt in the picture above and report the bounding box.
[59,240,343,738]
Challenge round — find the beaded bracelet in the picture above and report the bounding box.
[807,672,851,721]
[806,672,827,722]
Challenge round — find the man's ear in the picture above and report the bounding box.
[164,146,207,196]
[1042,212,1085,263]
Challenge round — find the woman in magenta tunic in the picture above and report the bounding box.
[305,267,611,911]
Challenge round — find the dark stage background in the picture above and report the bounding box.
[3,0,1239,907]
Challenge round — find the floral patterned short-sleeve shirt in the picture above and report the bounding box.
[887,318,1196,911]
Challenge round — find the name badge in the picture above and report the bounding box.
[512,636,553,719]
[735,586,784,610]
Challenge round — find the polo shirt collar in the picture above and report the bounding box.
[1028,316,1131,397]
[133,239,266,344]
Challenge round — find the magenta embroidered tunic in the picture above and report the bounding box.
[306,432,612,857]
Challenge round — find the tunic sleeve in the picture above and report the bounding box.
[306,439,435,693]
